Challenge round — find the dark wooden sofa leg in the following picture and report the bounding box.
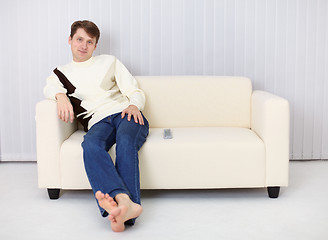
[47,188,60,200]
[267,186,280,198]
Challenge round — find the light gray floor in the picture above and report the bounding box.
[0,161,327,240]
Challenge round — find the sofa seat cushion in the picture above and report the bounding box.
[141,127,266,189]
[60,127,265,190]
[60,130,91,189]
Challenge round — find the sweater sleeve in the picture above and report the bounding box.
[114,58,146,111]
[43,73,67,100]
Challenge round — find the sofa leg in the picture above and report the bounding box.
[267,186,280,198]
[47,188,60,200]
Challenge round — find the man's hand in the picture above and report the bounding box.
[55,93,74,123]
[121,105,144,125]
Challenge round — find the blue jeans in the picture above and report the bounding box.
[81,112,149,223]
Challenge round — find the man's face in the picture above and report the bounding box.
[69,28,97,62]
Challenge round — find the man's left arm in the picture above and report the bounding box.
[114,58,146,125]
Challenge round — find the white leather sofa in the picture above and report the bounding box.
[36,76,289,199]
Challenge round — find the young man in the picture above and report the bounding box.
[44,20,149,232]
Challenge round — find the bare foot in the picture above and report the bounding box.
[95,191,119,219]
[110,194,143,232]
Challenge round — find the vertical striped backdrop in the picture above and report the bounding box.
[0,0,327,161]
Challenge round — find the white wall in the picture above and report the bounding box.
[0,0,327,161]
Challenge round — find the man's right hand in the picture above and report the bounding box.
[55,93,74,123]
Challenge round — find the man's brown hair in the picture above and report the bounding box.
[70,20,100,44]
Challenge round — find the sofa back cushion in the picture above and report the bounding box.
[136,76,252,128]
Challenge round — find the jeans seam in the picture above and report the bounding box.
[133,125,142,204]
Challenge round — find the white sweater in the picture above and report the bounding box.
[44,55,145,130]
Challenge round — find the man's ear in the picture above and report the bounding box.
[68,36,72,45]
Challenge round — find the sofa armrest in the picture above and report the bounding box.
[35,99,78,189]
[251,91,290,187]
